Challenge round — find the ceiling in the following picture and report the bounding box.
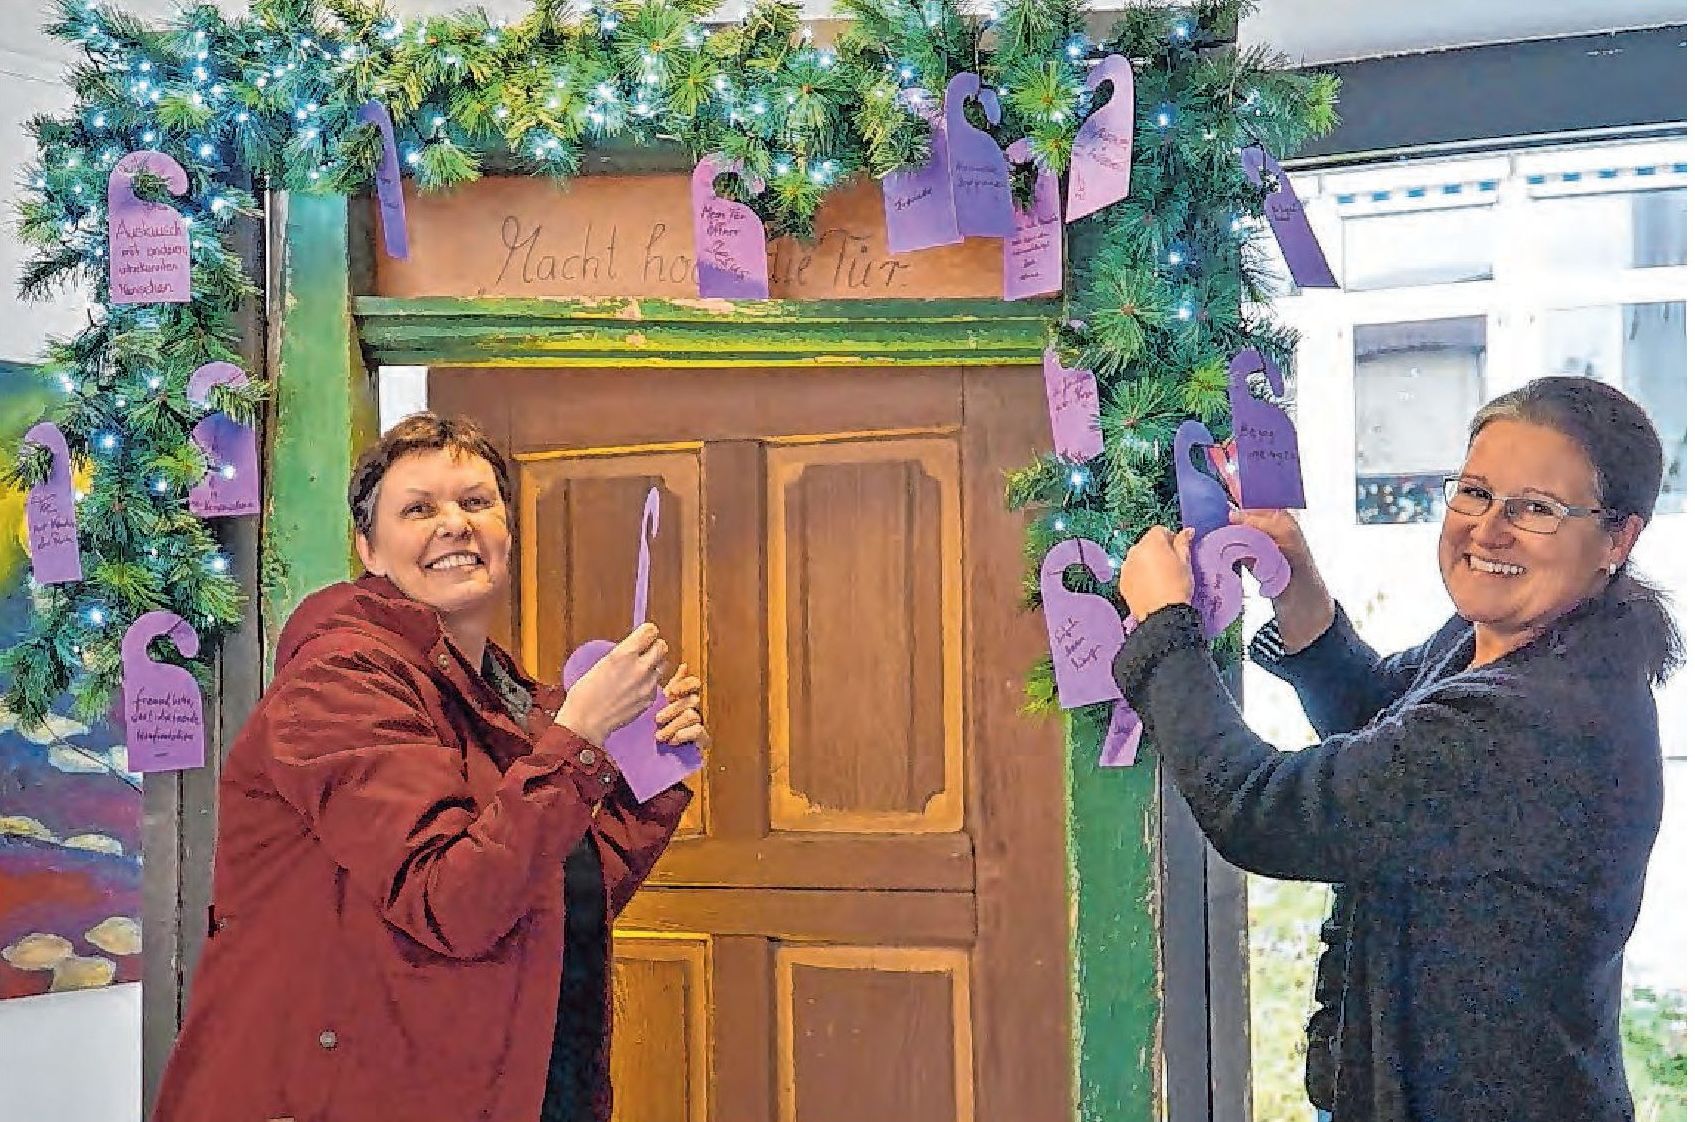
[10,0,1685,67]
[1233,0,1686,64]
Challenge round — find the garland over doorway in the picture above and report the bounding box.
[2,0,1334,756]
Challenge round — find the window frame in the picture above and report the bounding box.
[1268,137,1688,529]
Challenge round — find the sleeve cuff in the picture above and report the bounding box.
[534,723,623,800]
[1248,603,1357,681]
[1113,603,1207,705]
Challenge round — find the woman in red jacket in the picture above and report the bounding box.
[151,413,703,1122]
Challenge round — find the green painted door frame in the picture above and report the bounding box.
[265,189,1178,1122]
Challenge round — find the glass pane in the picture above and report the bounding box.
[1530,189,1688,272]
[1543,302,1687,514]
[1342,206,1495,290]
[1354,317,1488,524]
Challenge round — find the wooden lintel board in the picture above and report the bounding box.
[370,174,1016,302]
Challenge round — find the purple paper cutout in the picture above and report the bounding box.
[1067,54,1136,221]
[560,487,701,803]
[883,90,964,253]
[1043,347,1105,462]
[1040,538,1127,710]
[357,100,410,260]
[1241,145,1337,289]
[1175,420,1233,536]
[22,422,82,585]
[1097,693,1143,768]
[1004,139,1063,300]
[1228,348,1306,510]
[1190,525,1291,639]
[691,156,770,300]
[107,150,191,304]
[121,611,206,773]
[944,73,1016,239]
[187,362,261,518]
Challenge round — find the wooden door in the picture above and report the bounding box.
[432,364,1070,1122]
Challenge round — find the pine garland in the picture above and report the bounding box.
[5,0,1333,736]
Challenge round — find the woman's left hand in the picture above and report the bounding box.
[1119,526,1198,622]
[657,662,708,748]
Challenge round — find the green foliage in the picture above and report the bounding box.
[999,0,1337,714]
[7,0,1336,743]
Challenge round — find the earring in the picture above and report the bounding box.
[1607,563,1619,577]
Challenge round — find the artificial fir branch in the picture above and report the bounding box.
[3,0,1335,735]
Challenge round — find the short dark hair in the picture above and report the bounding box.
[1470,376,1683,682]
[347,412,512,540]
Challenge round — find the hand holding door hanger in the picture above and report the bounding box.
[559,487,708,802]
[1039,414,1300,767]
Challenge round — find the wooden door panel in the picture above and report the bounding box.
[609,935,710,1122]
[777,947,973,1122]
[496,366,962,449]
[768,439,963,833]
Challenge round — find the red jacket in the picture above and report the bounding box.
[150,575,691,1122]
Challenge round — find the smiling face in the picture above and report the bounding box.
[354,448,512,629]
[1439,419,1640,658]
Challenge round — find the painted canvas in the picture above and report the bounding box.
[0,361,143,998]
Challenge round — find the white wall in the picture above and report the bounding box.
[0,42,88,362]
[0,984,141,1122]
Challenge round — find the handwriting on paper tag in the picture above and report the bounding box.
[1190,525,1291,638]
[1040,538,1127,709]
[1175,420,1233,536]
[1241,146,1337,289]
[560,487,701,802]
[23,422,81,585]
[107,150,191,304]
[187,363,261,518]
[1043,347,1105,462]
[357,101,410,260]
[122,612,206,773]
[1068,54,1136,221]
[1097,695,1143,768]
[883,90,963,253]
[690,156,770,299]
[944,73,1016,238]
[1004,139,1062,300]
[1228,348,1306,509]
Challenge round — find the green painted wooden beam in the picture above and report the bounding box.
[1067,711,1163,1121]
[353,296,1054,367]
[264,193,377,673]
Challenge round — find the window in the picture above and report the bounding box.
[1543,302,1688,513]
[1354,317,1487,524]
[1530,188,1687,272]
[1342,205,1496,290]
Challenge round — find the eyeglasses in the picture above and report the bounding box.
[1440,477,1613,535]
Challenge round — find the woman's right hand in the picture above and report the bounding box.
[1229,508,1335,651]
[556,623,668,747]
